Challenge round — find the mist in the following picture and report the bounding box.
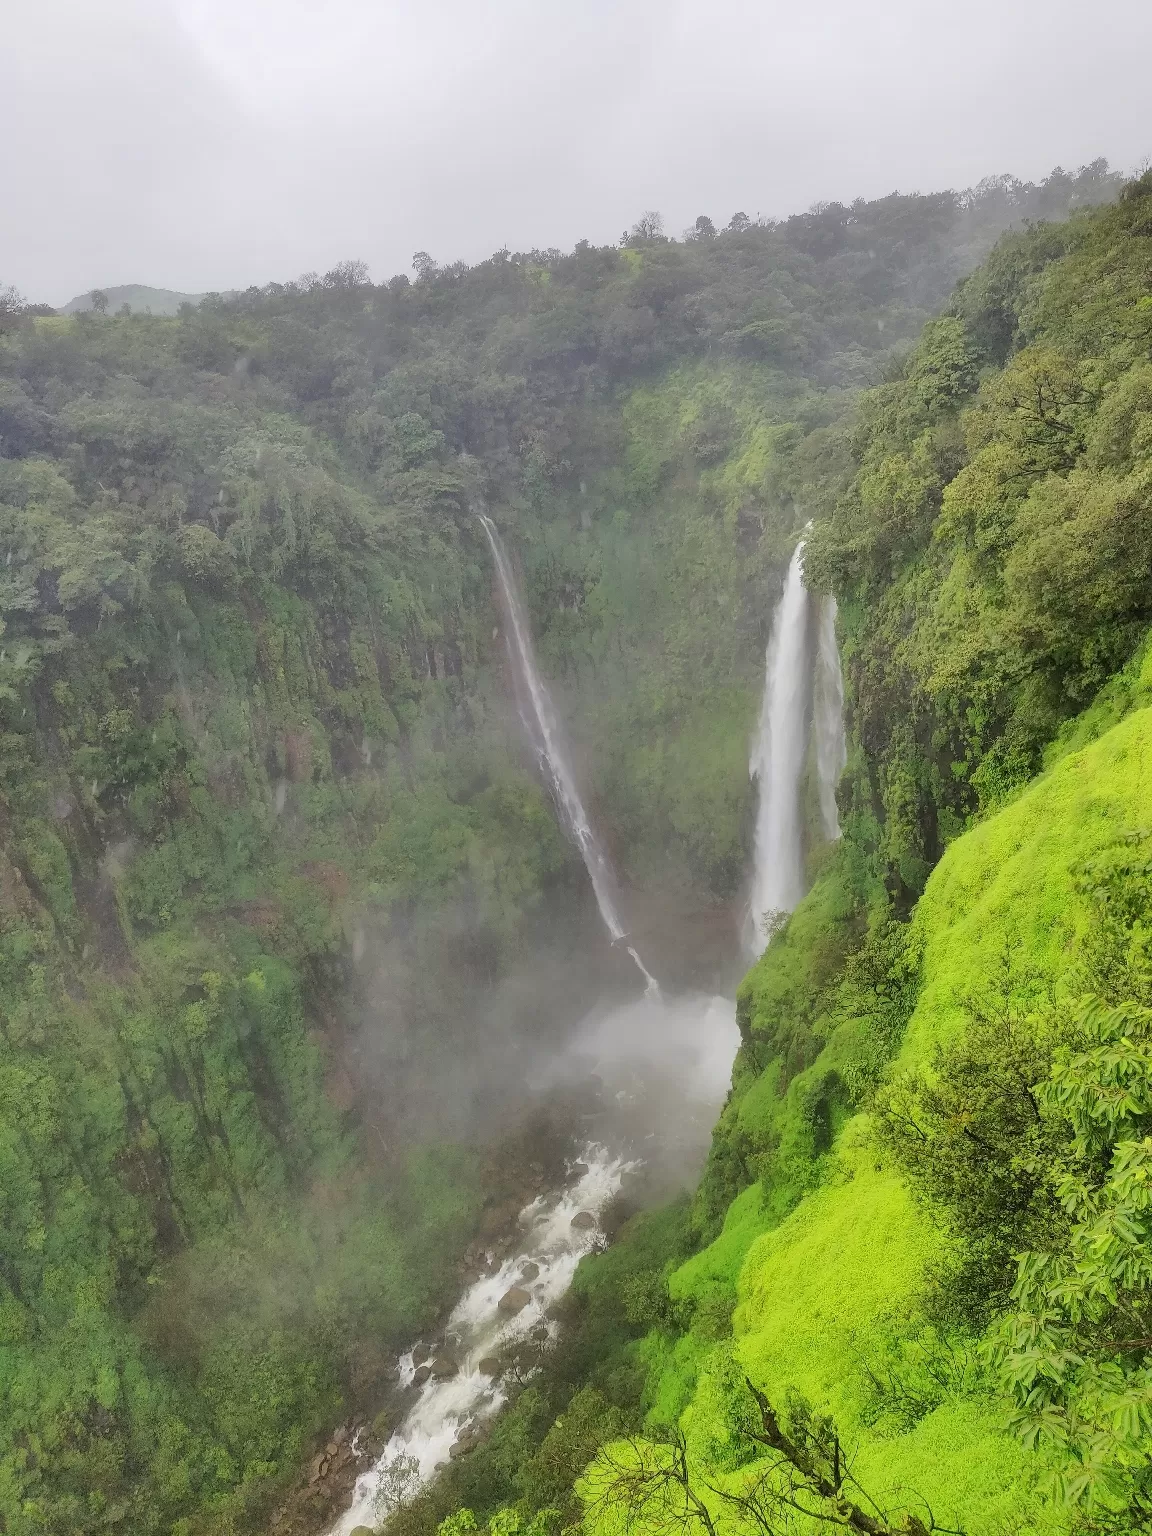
[5,0,1151,303]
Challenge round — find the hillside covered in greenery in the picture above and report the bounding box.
[381,174,1152,1536]
[0,159,1139,1536]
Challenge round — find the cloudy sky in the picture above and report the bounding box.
[5,0,1150,306]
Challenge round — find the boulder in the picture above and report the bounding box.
[569,1162,589,1179]
[412,1363,431,1386]
[477,1355,502,1376]
[431,1355,459,1380]
[351,1527,375,1535]
[411,1342,430,1365]
[497,1285,532,1316]
[519,1261,540,1281]
[570,1210,597,1230]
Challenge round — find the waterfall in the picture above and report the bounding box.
[814,596,847,842]
[745,539,812,958]
[478,515,659,997]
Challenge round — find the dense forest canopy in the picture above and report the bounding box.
[0,157,1148,1536]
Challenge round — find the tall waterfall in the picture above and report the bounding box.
[746,540,811,957]
[478,515,659,997]
[814,597,847,841]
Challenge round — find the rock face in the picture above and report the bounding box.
[497,1285,532,1315]
[570,1210,597,1230]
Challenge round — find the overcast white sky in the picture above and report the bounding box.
[5,0,1150,306]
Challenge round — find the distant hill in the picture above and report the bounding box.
[60,284,206,316]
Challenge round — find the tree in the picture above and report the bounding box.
[693,215,717,239]
[727,212,752,234]
[323,258,371,289]
[588,1382,954,1535]
[90,289,109,314]
[627,210,666,244]
[412,251,438,281]
[997,997,1152,1528]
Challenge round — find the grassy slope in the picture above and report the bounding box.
[588,704,1152,1535]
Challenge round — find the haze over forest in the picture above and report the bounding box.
[2,6,1152,1536]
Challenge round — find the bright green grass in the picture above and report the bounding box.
[586,709,1152,1535]
[904,703,1152,1063]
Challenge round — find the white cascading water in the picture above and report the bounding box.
[813,596,847,842]
[331,1149,629,1535]
[478,515,659,997]
[330,994,741,1536]
[745,539,812,958]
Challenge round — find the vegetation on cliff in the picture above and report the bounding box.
[0,159,1136,1533]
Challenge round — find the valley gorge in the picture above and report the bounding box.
[1,157,1151,1536]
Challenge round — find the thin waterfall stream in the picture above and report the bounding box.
[814,596,847,842]
[478,515,660,997]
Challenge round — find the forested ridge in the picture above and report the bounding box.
[0,158,1143,1535]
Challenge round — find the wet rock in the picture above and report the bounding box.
[411,1342,431,1365]
[351,1527,375,1535]
[498,1285,532,1315]
[431,1355,459,1379]
[569,1162,589,1179]
[478,1355,502,1376]
[449,1420,485,1459]
[520,1261,540,1281]
[570,1210,597,1230]
[412,1363,432,1386]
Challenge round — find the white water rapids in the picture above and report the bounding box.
[478,514,659,997]
[330,993,738,1535]
[331,1149,628,1535]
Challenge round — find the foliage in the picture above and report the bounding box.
[806,170,1152,904]
[997,992,1152,1526]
